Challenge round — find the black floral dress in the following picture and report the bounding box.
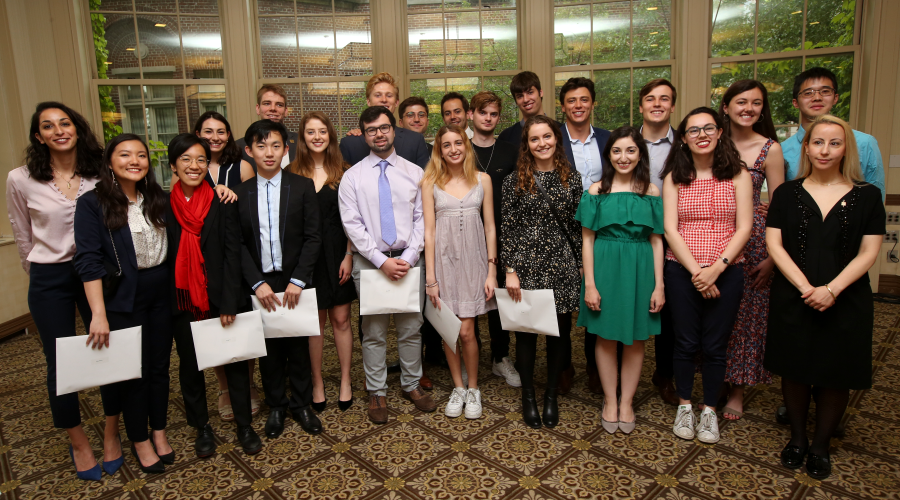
[501,169,583,314]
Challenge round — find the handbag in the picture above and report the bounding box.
[532,174,580,263]
[101,229,123,301]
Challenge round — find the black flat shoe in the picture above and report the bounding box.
[780,442,807,469]
[265,409,286,439]
[237,426,263,455]
[521,388,542,429]
[806,450,832,480]
[293,406,323,435]
[338,397,354,412]
[311,400,327,413]
[195,424,216,458]
[542,388,559,428]
[130,444,165,474]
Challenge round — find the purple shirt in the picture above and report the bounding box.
[339,150,424,269]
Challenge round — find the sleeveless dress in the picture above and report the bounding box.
[312,184,357,310]
[575,191,664,344]
[433,176,497,318]
[726,139,774,386]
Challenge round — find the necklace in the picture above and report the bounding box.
[51,165,76,189]
[314,166,325,170]
[475,142,495,173]
[806,177,846,187]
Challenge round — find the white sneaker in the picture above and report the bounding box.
[696,407,720,443]
[673,404,695,440]
[461,362,469,388]
[445,387,467,418]
[492,357,522,387]
[464,388,483,419]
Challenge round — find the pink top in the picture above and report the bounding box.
[6,166,100,274]
[665,177,743,267]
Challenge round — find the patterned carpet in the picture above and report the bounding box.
[1,301,900,500]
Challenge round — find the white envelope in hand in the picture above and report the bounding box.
[360,267,421,315]
[424,298,462,354]
[250,290,320,338]
[190,310,268,370]
[56,326,142,396]
[495,289,560,336]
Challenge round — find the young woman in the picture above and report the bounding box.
[718,80,785,420]
[765,115,883,480]
[576,126,664,435]
[661,107,752,444]
[165,133,262,457]
[502,115,582,429]
[290,112,357,412]
[6,102,108,480]
[423,124,498,420]
[74,134,173,474]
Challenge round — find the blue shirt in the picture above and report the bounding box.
[641,125,674,192]
[782,126,885,201]
[565,122,603,192]
[252,170,305,290]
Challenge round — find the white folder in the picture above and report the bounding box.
[250,290,321,338]
[190,310,268,370]
[359,267,421,315]
[56,326,142,396]
[495,289,560,336]
[423,298,462,354]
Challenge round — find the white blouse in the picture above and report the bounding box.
[127,193,167,269]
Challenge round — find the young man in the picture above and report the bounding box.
[340,73,430,168]
[236,84,299,173]
[399,96,432,155]
[638,78,679,406]
[235,120,322,439]
[469,90,521,388]
[339,107,436,424]
[440,92,474,139]
[782,67,885,200]
[497,71,560,150]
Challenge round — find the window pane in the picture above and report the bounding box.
[180,17,223,79]
[554,6,591,67]
[757,0,802,54]
[92,0,133,11]
[179,0,219,14]
[483,0,516,8]
[303,81,339,133]
[297,0,332,14]
[445,12,481,73]
[136,15,181,78]
[632,66,672,124]
[298,16,335,77]
[407,1,441,13]
[186,84,227,127]
[260,17,299,78]
[98,85,124,143]
[134,0,177,13]
[806,53,854,122]
[483,76,518,135]
[710,61,754,107]
[258,0,295,15]
[335,0,369,14]
[336,16,372,76]
[592,1,629,65]
[554,70,591,123]
[409,13,444,74]
[756,57,801,125]
[482,9,517,71]
[281,83,302,137]
[633,0,671,62]
[593,68,630,130]
[97,13,142,78]
[807,0,855,48]
[710,0,755,57]
[338,82,367,136]
[410,78,445,137]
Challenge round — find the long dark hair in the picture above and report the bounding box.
[515,115,571,195]
[25,102,103,181]
[718,79,778,142]
[290,111,348,190]
[661,107,746,186]
[96,134,167,231]
[192,111,241,166]
[598,126,651,195]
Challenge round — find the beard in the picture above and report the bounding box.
[370,138,394,153]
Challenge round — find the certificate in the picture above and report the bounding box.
[190,310,268,370]
[250,290,321,338]
[359,267,421,315]
[56,326,142,395]
[423,298,462,354]
[495,289,560,336]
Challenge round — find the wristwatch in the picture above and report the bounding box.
[505,267,516,274]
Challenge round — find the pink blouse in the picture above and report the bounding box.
[6,166,99,274]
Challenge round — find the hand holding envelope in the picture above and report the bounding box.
[359,267,421,315]
[250,290,321,338]
[190,310,268,370]
[423,298,462,354]
[495,288,560,336]
[56,326,143,395]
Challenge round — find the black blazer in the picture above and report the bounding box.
[339,127,430,169]
[235,172,322,294]
[236,130,299,174]
[497,118,563,152]
[559,124,612,179]
[73,190,168,314]
[165,194,243,316]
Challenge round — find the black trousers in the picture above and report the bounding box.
[472,309,507,364]
[28,262,94,429]
[516,313,573,391]
[103,264,173,442]
[172,308,252,428]
[665,261,744,407]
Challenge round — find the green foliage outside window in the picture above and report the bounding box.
[91,0,122,143]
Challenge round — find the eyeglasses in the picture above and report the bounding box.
[364,124,393,136]
[685,124,718,138]
[178,156,209,167]
[404,111,427,120]
[798,87,836,99]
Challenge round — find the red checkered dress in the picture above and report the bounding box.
[665,177,742,267]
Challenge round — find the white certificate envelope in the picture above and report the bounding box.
[495,289,560,336]
[359,267,421,315]
[56,326,142,396]
[250,290,321,338]
[424,298,462,354]
[190,310,268,370]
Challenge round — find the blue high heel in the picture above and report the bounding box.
[103,434,125,476]
[68,445,102,481]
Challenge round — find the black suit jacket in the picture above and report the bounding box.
[165,194,243,315]
[236,130,299,174]
[497,118,563,152]
[339,127,430,168]
[235,172,321,294]
[559,124,612,182]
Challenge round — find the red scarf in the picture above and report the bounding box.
[171,180,214,319]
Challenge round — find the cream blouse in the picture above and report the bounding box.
[127,193,167,269]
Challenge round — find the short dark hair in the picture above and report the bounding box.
[559,77,596,105]
[243,119,288,147]
[638,78,677,106]
[441,92,469,114]
[358,106,396,131]
[510,71,542,95]
[399,96,428,117]
[168,133,211,169]
[792,67,838,100]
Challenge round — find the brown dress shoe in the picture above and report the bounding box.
[402,386,437,412]
[651,373,679,406]
[558,364,575,395]
[367,395,388,424]
[419,372,434,391]
[587,366,603,395]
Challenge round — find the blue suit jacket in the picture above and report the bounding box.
[559,124,611,184]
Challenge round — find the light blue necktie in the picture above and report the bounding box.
[377,160,397,246]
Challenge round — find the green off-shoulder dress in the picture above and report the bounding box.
[575,191,664,344]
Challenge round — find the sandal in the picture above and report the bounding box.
[723,405,743,420]
[218,390,234,422]
[250,384,261,417]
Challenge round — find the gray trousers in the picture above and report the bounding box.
[352,253,425,396]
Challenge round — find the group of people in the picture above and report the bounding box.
[7,66,884,483]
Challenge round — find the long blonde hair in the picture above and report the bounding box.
[422,125,478,190]
[798,114,863,184]
[290,111,347,190]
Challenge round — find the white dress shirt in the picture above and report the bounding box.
[253,170,305,290]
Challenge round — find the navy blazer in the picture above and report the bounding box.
[73,190,168,314]
[236,130,299,174]
[339,127,430,169]
[559,124,612,184]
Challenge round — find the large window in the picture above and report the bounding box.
[553,0,673,130]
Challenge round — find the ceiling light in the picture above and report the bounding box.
[824,60,832,63]
[155,23,166,27]
[809,21,819,25]
[650,44,658,47]
[646,6,658,10]
[104,62,112,64]
[791,10,802,14]
[649,31,659,35]
[126,47,135,51]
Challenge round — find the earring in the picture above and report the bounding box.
[681,143,689,152]
[758,113,764,121]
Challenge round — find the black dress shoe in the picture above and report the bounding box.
[237,426,263,455]
[780,442,807,469]
[521,388,542,429]
[338,397,354,412]
[293,407,323,435]
[542,388,559,428]
[265,409,286,439]
[130,444,165,474]
[387,360,402,373]
[195,424,216,458]
[311,400,327,413]
[806,450,832,480]
[775,405,790,425]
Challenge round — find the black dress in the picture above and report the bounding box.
[204,161,243,190]
[312,183,357,310]
[764,180,885,389]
